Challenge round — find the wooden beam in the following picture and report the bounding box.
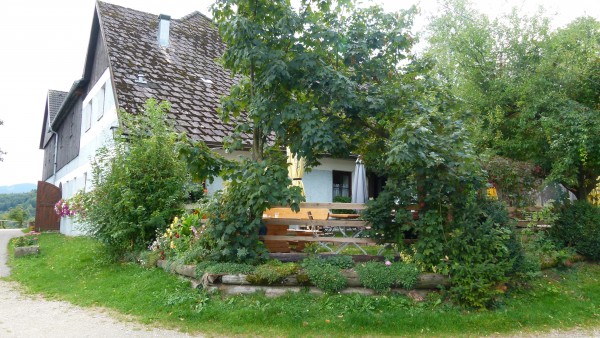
[263,218,368,227]
[270,203,367,210]
[213,284,435,297]
[299,202,368,210]
[516,220,551,227]
[269,253,391,262]
[260,235,377,244]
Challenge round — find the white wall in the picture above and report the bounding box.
[205,149,357,203]
[46,68,118,235]
[48,87,360,233]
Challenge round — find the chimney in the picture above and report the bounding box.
[158,14,171,47]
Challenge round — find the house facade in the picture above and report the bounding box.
[39,1,360,235]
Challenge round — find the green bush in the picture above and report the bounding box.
[518,215,578,277]
[446,197,517,308]
[12,232,39,247]
[302,258,347,293]
[82,99,188,259]
[196,152,304,263]
[310,255,355,269]
[246,260,299,285]
[195,261,255,278]
[392,262,420,289]
[355,261,419,293]
[137,250,162,269]
[550,201,600,260]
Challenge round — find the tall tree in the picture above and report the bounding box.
[7,205,29,227]
[212,0,417,165]
[426,0,600,199]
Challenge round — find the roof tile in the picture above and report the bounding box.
[98,2,245,144]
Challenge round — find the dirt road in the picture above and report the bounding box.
[0,229,197,338]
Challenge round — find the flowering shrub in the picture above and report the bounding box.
[13,231,40,247]
[150,212,204,260]
[54,192,87,218]
[54,199,75,217]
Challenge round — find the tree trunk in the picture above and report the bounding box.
[249,59,263,162]
[576,165,590,201]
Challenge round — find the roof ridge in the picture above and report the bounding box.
[99,1,210,22]
[97,1,153,19]
[179,10,212,22]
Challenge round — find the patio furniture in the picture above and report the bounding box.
[261,202,373,254]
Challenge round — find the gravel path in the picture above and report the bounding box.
[0,281,199,338]
[0,229,199,338]
[497,328,600,337]
[0,229,23,278]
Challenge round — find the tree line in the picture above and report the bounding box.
[0,191,36,225]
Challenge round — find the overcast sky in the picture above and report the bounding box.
[0,0,598,187]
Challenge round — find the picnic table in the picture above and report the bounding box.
[260,203,375,254]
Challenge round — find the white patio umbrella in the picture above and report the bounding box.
[287,147,306,197]
[352,156,368,204]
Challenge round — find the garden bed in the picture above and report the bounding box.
[156,260,449,299]
[14,245,39,258]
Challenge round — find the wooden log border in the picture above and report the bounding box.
[156,260,450,297]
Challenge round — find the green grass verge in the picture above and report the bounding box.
[7,233,600,337]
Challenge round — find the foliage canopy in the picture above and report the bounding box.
[426,0,600,199]
[212,0,418,164]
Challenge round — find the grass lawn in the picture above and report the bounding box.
[6,233,600,337]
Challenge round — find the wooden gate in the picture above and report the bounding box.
[35,181,61,232]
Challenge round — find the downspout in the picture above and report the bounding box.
[49,128,59,185]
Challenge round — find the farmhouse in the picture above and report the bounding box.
[37,2,360,235]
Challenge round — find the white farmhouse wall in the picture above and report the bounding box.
[205,149,357,203]
[46,69,118,235]
[306,157,356,202]
[303,170,333,202]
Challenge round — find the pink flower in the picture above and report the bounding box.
[385,260,392,266]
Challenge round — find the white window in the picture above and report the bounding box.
[104,80,115,114]
[83,103,91,132]
[94,86,105,121]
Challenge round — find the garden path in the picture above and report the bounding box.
[0,229,23,278]
[0,229,199,338]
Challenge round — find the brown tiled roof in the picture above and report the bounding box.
[48,90,68,123]
[40,89,69,149]
[97,1,244,145]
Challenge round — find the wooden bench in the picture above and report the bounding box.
[262,204,333,253]
[261,203,368,253]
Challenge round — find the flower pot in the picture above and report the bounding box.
[14,245,40,258]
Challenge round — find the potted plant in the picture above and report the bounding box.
[13,231,40,257]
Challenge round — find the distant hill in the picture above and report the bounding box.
[0,183,36,194]
[0,189,36,215]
